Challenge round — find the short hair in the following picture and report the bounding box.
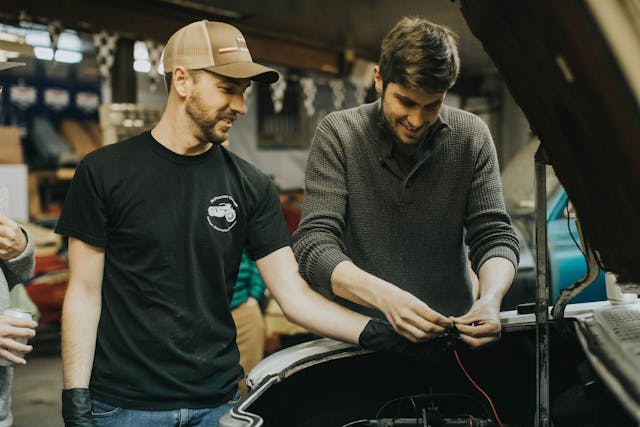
[378,17,460,93]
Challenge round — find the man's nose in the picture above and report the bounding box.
[406,109,425,130]
[230,93,246,115]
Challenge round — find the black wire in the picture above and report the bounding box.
[344,393,494,427]
[339,419,370,427]
[566,198,606,269]
[374,392,491,420]
[566,198,587,261]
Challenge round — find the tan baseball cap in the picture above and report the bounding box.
[162,20,278,84]
[0,61,25,71]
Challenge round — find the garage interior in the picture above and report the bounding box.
[0,0,638,426]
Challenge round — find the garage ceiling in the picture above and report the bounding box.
[149,0,494,72]
[0,0,496,76]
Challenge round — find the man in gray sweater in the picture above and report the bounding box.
[293,17,519,349]
[0,61,38,426]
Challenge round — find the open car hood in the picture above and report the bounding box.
[461,0,640,283]
[219,303,619,427]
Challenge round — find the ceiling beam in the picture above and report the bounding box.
[0,0,342,74]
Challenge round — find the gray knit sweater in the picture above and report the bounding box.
[292,100,519,318]
[0,228,35,427]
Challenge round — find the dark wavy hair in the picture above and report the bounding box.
[378,17,460,92]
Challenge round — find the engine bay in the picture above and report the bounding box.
[244,323,635,427]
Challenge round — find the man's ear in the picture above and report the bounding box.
[172,66,192,98]
[373,65,383,94]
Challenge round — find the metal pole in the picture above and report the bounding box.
[534,145,551,427]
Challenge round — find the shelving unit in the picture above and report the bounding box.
[99,103,162,146]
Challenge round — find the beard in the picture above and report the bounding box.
[185,89,236,145]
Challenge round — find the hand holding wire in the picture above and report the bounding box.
[450,297,502,349]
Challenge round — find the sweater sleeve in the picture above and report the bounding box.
[292,116,351,299]
[464,125,520,273]
[1,226,36,289]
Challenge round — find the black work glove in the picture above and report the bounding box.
[358,317,453,363]
[62,388,96,427]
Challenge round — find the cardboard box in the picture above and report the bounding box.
[0,126,23,164]
[60,119,100,157]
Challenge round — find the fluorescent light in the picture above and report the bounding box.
[34,47,54,60]
[54,49,82,63]
[134,41,149,60]
[134,59,151,73]
[0,50,20,59]
[0,32,22,43]
[25,30,51,47]
[58,32,82,51]
[33,48,81,63]
[27,30,83,53]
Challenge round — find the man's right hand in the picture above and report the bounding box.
[62,388,95,427]
[379,287,452,342]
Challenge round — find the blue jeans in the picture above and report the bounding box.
[91,392,241,427]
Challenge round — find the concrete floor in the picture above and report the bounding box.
[12,353,63,427]
[11,322,64,427]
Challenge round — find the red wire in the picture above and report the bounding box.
[453,347,505,427]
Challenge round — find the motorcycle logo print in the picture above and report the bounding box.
[207,195,238,232]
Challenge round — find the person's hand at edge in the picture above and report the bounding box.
[0,314,37,365]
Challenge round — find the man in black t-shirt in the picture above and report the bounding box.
[58,21,430,427]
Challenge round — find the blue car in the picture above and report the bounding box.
[546,187,606,303]
[501,142,606,310]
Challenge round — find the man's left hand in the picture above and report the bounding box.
[451,297,501,349]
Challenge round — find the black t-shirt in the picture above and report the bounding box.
[55,132,290,409]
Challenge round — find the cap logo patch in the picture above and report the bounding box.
[218,36,250,54]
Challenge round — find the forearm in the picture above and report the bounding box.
[476,257,516,304]
[332,259,453,342]
[278,282,370,344]
[331,260,397,310]
[258,247,369,344]
[61,280,102,389]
